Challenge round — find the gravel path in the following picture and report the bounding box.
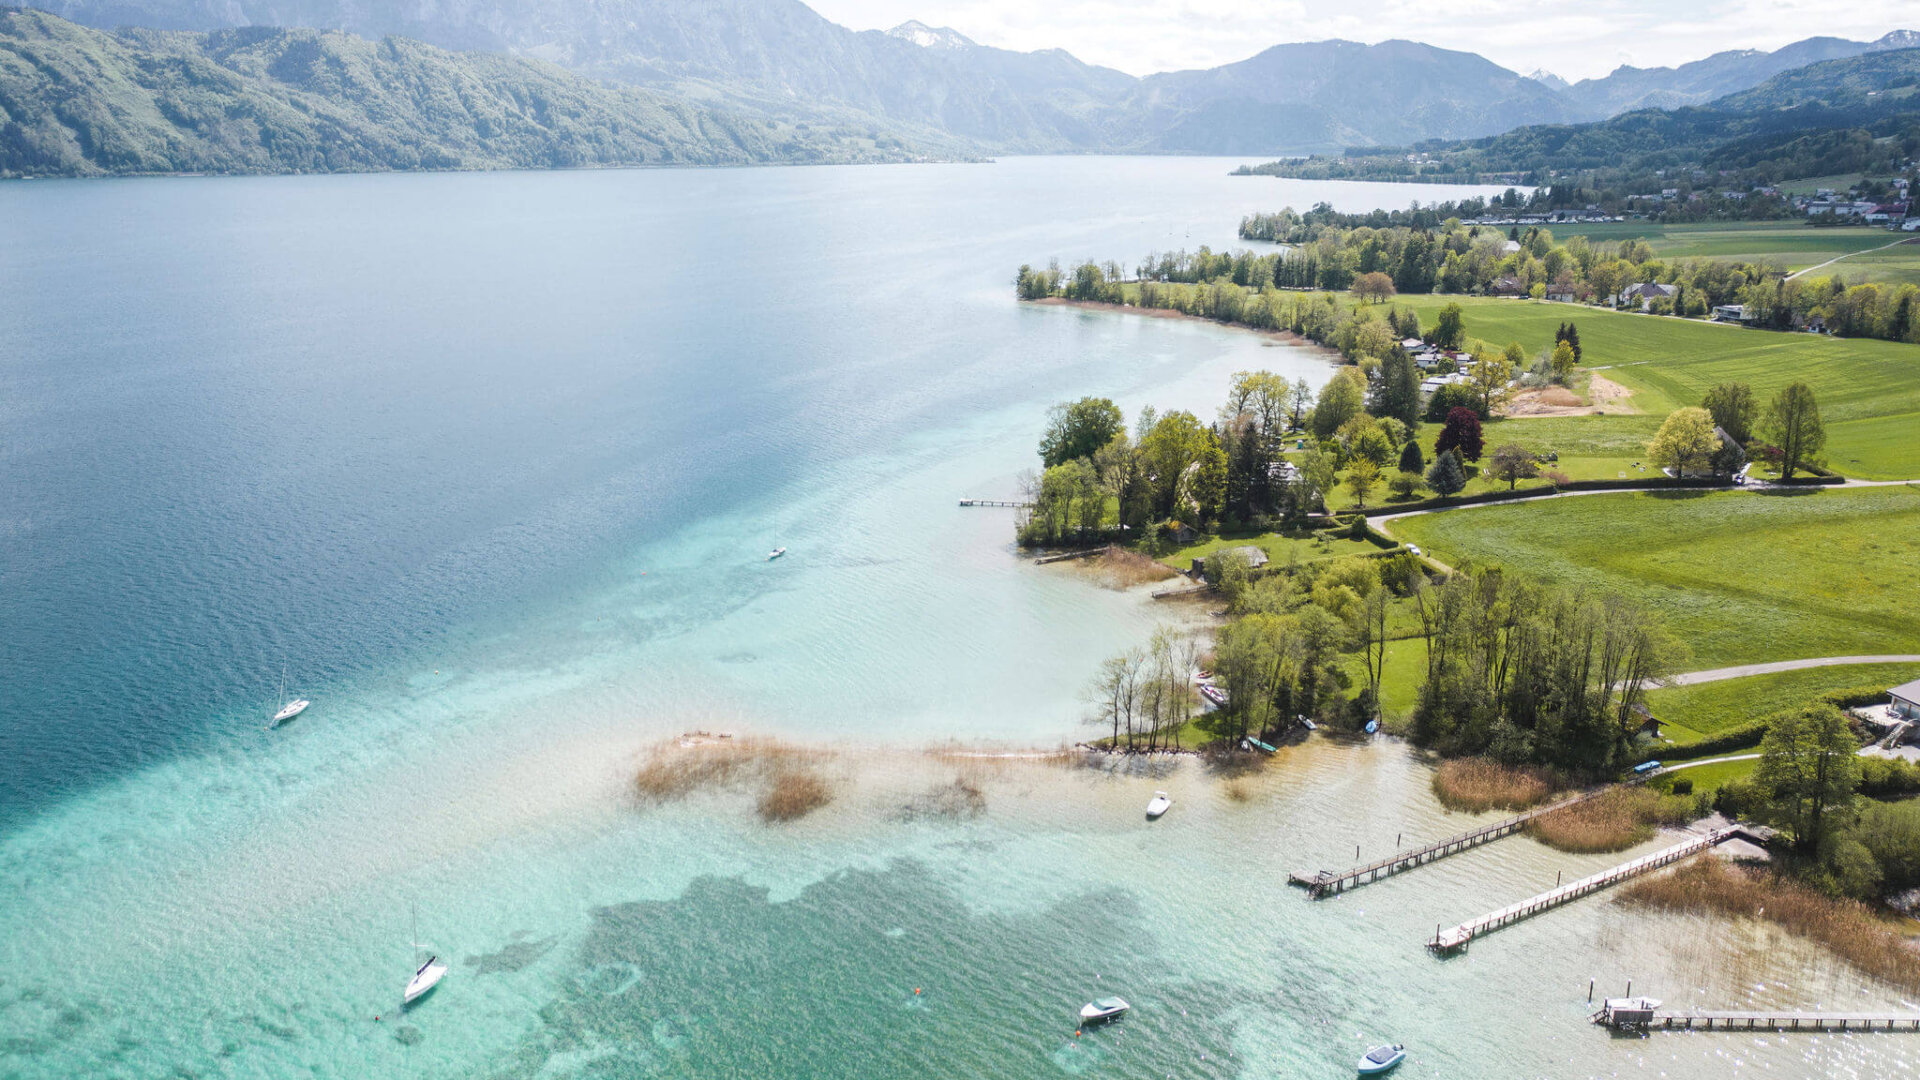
[1667,656,1920,686]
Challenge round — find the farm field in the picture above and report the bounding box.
[1388,296,1920,480]
[1388,485,1920,671]
[1517,219,1902,273]
[1644,662,1920,744]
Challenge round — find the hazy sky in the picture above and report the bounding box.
[810,0,1920,81]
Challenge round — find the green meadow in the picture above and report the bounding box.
[1644,662,1920,743]
[1388,296,1920,480]
[1388,485,1920,670]
[1517,220,1906,275]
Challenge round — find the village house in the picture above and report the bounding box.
[1712,304,1751,323]
[1487,276,1528,297]
[1193,545,1269,581]
[1890,679,1920,721]
[1618,282,1677,309]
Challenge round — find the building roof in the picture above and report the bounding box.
[1892,678,1920,705]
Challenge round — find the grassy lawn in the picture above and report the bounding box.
[1645,663,1920,743]
[1519,219,1897,272]
[1389,486,1920,670]
[1819,238,1920,287]
[1388,296,1920,480]
[1155,527,1380,570]
[1657,756,1758,794]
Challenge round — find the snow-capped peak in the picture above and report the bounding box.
[1871,29,1920,52]
[1525,68,1570,91]
[887,20,975,51]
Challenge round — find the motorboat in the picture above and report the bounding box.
[1145,791,1172,819]
[1299,717,1317,731]
[272,699,310,724]
[1079,996,1129,1023]
[1357,1044,1405,1075]
[1198,684,1228,708]
[768,547,787,561]
[404,955,448,1005]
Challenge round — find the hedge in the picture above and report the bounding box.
[1371,477,1733,519]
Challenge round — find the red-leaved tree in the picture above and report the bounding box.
[1434,407,1485,462]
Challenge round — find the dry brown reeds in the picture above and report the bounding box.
[1088,545,1179,590]
[1432,758,1556,813]
[758,769,832,822]
[1621,857,1920,992]
[633,737,835,823]
[1222,779,1251,803]
[1525,787,1698,853]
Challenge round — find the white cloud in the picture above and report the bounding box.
[809,0,1920,79]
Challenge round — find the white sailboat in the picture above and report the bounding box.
[403,905,447,1006]
[268,666,309,727]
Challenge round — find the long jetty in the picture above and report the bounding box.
[958,498,1033,508]
[1427,828,1734,953]
[1594,1000,1920,1033]
[1288,786,1619,899]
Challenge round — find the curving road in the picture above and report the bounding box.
[1667,656,1920,686]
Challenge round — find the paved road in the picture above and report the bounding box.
[1668,656,1920,686]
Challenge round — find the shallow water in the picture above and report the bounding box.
[2,159,1907,1077]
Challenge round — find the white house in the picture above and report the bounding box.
[1891,678,1920,720]
[1619,282,1677,309]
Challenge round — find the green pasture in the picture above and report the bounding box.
[1156,527,1380,570]
[1389,486,1920,670]
[1389,296,1920,480]
[1644,662,1920,743]
[1656,756,1758,794]
[1520,219,1897,271]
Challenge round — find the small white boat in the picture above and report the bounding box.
[1198,684,1228,708]
[768,547,787,561]
[1357,1044,1405,1075]
[1079,996,1129,1023]
[1145,791,1172,819]
[403,956,448,1005]
[272,699,310,724]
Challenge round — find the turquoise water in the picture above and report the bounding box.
[2,159,1909,1077]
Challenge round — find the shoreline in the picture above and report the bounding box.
[1028,296,1342,356]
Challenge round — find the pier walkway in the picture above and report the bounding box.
[1595,999,1920,1033]
[958,498,1033,508]
[1428,828,1734,953]
[1288,785,1619,899]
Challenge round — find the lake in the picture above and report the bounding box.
[2,157,1907,1078]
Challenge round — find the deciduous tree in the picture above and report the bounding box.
[1756,705,1861,854]
[1434,407,1484,462]
[1647,407,1721,476]
[1487,443,1538,490]
[1760,382,1826,479]
[1701,382,1756,445]
[1039,397,1125,467]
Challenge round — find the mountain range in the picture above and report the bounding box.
[9,0,1920,174]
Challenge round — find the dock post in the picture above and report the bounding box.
[1557,870,1562,886]
[1588,978,1594,1004]
[1626,979,1632,998]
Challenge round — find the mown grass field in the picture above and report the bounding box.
[1517,220,1903,274]
[1389,296,1920,480]
[1389,486,1920,670]
[1157,528,1379,570]
[1644,662,1920,743]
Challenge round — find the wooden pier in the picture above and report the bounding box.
[1287,786,1617,899]
[1427,828,1733,953]
[1595,1000,1920,1033]
[1032,549,1104,564]
[958,498,1033,508]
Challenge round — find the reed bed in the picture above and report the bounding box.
[1431,758,1556,813]
[1621,858,1920,992]
[1222,779,1251,803]
[758,770,832,822]
[1089,545,1179,589]
[633,737,835,823]
[1525,786,1694,853]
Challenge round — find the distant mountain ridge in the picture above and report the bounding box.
[1563,30,1920,116]
[13,0,1920,163]
[0,8,914,177]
